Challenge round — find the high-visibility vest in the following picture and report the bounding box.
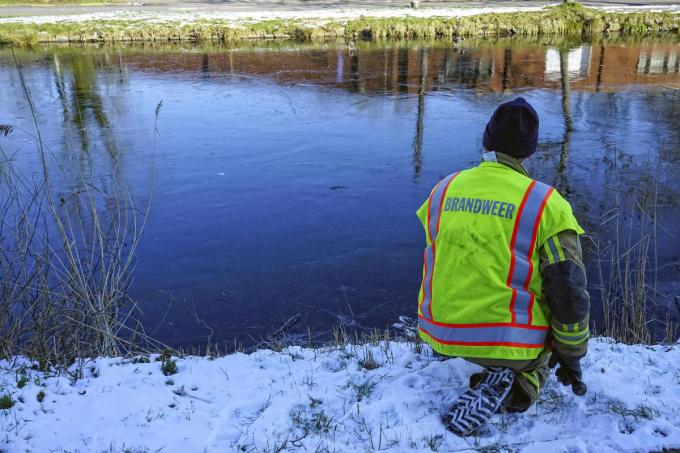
[416,161,584,361]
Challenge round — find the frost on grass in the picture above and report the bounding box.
[0,338,679,452]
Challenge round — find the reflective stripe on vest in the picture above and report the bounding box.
[419,315,548,348]
[419,171,460,320]
[506,180,554,325]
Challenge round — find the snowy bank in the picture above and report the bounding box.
[1,337,679,452]
[1,4,680,25]
[0,6,547,25]
[2,2,680,46]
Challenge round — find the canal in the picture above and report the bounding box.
[1,37,679,348]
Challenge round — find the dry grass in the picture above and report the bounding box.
[594,153,678,345]
[0,50,160,367]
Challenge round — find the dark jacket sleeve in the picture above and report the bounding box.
[539,230,590,358]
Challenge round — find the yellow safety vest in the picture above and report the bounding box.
[416,160,584,361]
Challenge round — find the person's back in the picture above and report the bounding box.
[416,98,590,435]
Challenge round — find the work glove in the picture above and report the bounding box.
[548,351,587,396]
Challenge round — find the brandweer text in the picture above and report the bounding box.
[443,197,516,219]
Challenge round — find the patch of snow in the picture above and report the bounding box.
[0,6,539,25]
[601,4,680,12]
[1,4,679,26]
[0,338,679,452]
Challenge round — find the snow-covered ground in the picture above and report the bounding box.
[0,6,543,25]
[1,3,680,25]
[1,337,679,452]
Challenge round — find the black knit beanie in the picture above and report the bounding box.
[483,97,539,159]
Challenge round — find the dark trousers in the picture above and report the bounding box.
[463,350,551,408]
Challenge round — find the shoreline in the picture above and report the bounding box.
[1,337,679,451]
[1,3,680,46]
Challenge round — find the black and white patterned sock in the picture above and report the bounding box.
[442,367,515,436]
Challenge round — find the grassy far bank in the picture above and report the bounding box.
[1,2,680,46]
[5,32,678,56]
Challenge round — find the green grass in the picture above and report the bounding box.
[357,347,382,371]
[345,377,378,402]
[344,3,680,40]
[0,394,14,410]
[16,373,28,388]
[1,3,679,46]
[161,358,177,376]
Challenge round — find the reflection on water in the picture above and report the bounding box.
[638,47,680,74]
[545,46,591,80]
[1,37,679,348]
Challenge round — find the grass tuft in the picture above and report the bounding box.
[422,433,444,452]
[346,377,378,402]
[0,394,15,410]
[358,347,382,371]
[290,406,336,435]
[609,401,660,420]
[16,372,28,389]
[161,358,177,376]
